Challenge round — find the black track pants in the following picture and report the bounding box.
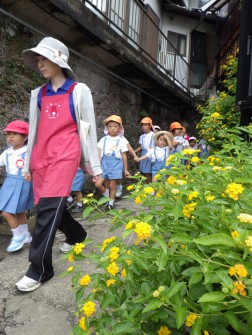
[26,197,87,282]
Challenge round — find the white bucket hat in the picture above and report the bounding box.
[22,37,74,79]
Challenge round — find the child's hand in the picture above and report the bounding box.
[134,157,140,163]
[92,175,101,183]
[24,172,31,181]
[124,170,131,177]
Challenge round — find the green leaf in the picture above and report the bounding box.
[97,197,110,205]
[82,206,95,219]
[152,236,168,254]
[142,299,163,313]
[191,317,203,335]
[198,291,226,303]
[110,322,140,334]
[157,248,168,271]
[165,282,186,299]
[141,282,151,296]
[188,272,203,287]
[176,306,187,329]
[170,234,193,244]
[194,233,235,247]
[224,311,250,335]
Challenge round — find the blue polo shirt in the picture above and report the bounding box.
[37,77,76,123]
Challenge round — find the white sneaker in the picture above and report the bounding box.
[60,242,72,254]
[25,233,32,244]
[60,234,88,254]
[6,233,31,253]
[115,185,123,197]
[16,276,41,292]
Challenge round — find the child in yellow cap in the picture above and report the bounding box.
[95,115,130,210]
[134,117,154,183]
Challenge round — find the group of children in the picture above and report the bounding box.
[0,115,203,252]
[0,35,208,293]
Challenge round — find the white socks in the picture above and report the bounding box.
[11,224,29,237]
[102,189,109,197]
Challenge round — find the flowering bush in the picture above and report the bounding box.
[63,128,252,334]
[196,54,240,152]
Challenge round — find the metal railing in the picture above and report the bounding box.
[83,0,198,97]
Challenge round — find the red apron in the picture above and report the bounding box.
[30,83,81,203]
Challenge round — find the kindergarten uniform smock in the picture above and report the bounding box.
[139,132,154,173]
[98,135,128,179]
[0,146,34,213]
[30,80,81,203]
[24,79,102,181]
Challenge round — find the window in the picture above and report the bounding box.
[167,31,187,57]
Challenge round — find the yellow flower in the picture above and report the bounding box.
[183,202,197,219]
[83,198,89,204]
[134,222,152,240]
[191,156,200,164]
[155,192,162,198]
[233,280,247,296]
[87,193,93,198]
[121,268,126,278]
[80,274,91,286]
[126,185,134,191]
[107,262,119,276]
[211,112,221,119]
[157,325,171,335]
[153,290,160,297]
[135,195,142,204]
[231,231,239,238]
[68,255,74,262]
[225,183,244,200]
[205,195,215,201]
[245,236,252,251]
[176,179,187,185]
[100,236,116,252]
[125,221,133,229]
[144,186,154,194]
[203,331,210,335]
[171,188,179,195]
[153,173,161,181]
[82,301,96,317]
[158,286,165,292]
[109,246,120,261]
[188,191,198,200]
[167,175,177,185]
[237,213,252,223]
[166,155,175,164]
[67,266,74,273]
[74,243,85,255]
[226,209,232,213]
[186,313,199,327]
[79,316,86,331]
[106,279,116,287]
[229,264,248,278]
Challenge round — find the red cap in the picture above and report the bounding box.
[3,120,29,135]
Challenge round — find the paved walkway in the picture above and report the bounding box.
[0,197,137,335]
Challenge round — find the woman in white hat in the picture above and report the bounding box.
[16,37,102,292]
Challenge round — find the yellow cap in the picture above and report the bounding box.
[140,117,152,124]
[103,115,122,127]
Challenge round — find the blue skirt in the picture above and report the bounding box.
[71,169,85,191]
[140,149,152,174]
[0,174,34,214]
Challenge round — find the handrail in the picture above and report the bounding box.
[83,0,195,97]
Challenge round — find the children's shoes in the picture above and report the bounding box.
[6,234,32,253]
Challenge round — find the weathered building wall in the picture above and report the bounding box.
[0,14,200,183]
